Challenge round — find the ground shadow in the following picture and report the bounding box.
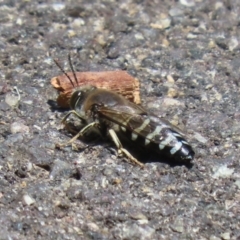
[47,99,68,113]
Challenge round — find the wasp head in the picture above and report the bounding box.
[69,85,97,110]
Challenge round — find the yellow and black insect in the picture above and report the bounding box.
[54,56,195,167]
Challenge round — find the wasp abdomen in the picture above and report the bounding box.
[119,115,194,162]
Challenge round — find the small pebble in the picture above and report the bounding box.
[228,37,239,51]
[22,194,36,205]
[187,33,197,39]
[169,8,184,17]
[171,218,184,233]
[193,132,208,144]
[220,232,231,240]
[87,222,99,232]
[130,211,148,220]
[49,159,80,180]
[212,165,234,179]
[167,88,179,98]
[162,97,183,107]
[10,121,29,134]
[167,75,175,83]
[150,16,171,29]
[5,92,20,108]
[52,3,65,11]
[180,0,195,7]
[234,180,240,188]
[209,236,221,240]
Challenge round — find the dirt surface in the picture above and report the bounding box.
[0,0,240,239]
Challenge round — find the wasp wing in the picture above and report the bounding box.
[98,105,185,145]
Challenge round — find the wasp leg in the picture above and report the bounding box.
[57,122,99,149]
[61,110,86,125]
[60,110,87,137]
[108,129,144,168]
[58,110,87,146]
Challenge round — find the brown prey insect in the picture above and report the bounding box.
[54,57,195,167]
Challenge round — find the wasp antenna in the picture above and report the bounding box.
[68,53,78,87]
[53,58,75,88]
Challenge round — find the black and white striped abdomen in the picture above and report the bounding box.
[119,115,195,162]
[153,126,194,161]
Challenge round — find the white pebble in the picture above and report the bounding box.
[212,165,234,179]
[22,194,35,205]
[10,121,29,134]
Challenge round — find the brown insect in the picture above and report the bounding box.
[51,56,141,108]
[54,56,194,168]
[60,85,194,168]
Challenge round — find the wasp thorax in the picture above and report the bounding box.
[83,89,128,110]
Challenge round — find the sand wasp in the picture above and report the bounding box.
[53,56,194,167]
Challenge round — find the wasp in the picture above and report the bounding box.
[54,56,195,167]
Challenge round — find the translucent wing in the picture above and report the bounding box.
[97,105,185,144]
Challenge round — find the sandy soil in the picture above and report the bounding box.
[0,0,239,239]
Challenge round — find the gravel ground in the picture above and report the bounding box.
[0,0,240,239]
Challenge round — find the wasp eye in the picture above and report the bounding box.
[69,90,82,109]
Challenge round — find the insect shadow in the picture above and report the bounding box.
[112,139,194,169]
[47,99,66,112]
